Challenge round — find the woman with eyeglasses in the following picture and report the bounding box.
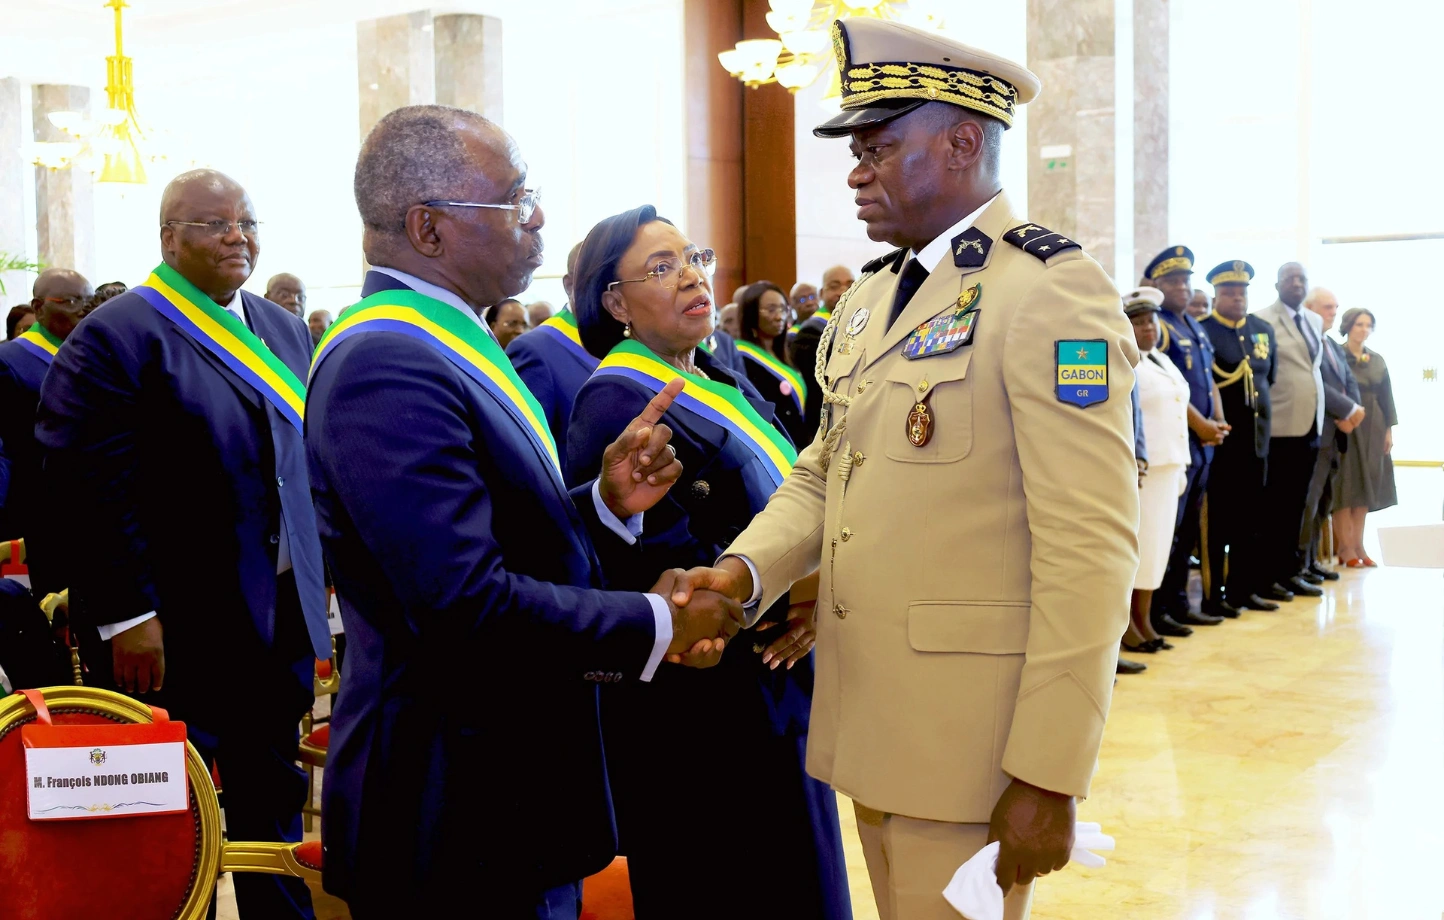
[567,206,850,920]
[737,281,811,447]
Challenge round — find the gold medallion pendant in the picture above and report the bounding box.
[907,398,934,447]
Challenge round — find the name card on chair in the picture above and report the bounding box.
[22,692,188,821]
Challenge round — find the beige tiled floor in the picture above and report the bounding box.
[217,561,1444,920]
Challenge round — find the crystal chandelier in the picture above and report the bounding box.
[30,0,157,184]
[717,0,947,96]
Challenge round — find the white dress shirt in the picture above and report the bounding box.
[370,266,673,679]
[727,195,1001,608]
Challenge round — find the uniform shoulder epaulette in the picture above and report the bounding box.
[1003,223,1082,261]
[861,247,907,275]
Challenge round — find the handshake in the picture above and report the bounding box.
[646,558,815,671]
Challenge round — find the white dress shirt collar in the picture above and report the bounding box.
[371,266,495,336]
[910,192,1002,273]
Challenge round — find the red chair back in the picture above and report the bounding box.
[580,856,635,920]
[0,688,220,920]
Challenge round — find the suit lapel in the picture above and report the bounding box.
[868,193,1016,366]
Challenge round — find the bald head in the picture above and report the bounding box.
[1304,285,1339,332]
[31,268,95,341]
[1276,261,1308,309]
[821,264,855,310]
[159,169,259,302]
[32,268,92,301]
[265,272,306,318]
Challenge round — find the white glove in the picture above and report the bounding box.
[942,822,1115,920]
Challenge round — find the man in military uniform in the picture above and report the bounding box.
[682,18,1140,920]
[1143,245,1231,635]
[1197,262,1278,615]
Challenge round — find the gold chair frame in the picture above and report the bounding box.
[0,686,319,920]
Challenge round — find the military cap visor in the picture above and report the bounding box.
[815,97,932,138]
[1123,286,1166,316]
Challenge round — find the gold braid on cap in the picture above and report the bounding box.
[1149,256,1192,279]
[842,63,1018,125]
[831,21,1019,126]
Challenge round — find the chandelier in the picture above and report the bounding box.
[30,0,155,184]
[717,0,947,96]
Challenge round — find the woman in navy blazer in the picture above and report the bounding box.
[566,206,850,920]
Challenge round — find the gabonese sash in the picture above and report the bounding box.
[735,340,806,413]
[594,340,796,488]
[134,263,306,434]
[16,325,62,365]
[312,290,562,479]
[535,310,599,369]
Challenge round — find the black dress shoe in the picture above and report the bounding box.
[1203,600,1243,619]
[1122,640,1159,654]
[1152,638,1175,650]
[1152,615,1194,637]
[1178,609,1225,626]
[1117,658,1147,675]
[1309,564,1341,581]
[1263,583,1296,601]
[1297,570,1324,585]
[1245,594,1281,611]
[1286,576,1324,597]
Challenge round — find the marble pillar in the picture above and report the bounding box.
[1026,0,1117,276]
[0,78,27,308]
[434,14,503,122]
[1133,0,1168,281]
[32,85,96,281]
[683,0,745,301]
[357,10,436,141]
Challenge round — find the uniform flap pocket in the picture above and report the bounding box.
[883,349,973,389]
[824,345,862,381]
[907,601,1029,654]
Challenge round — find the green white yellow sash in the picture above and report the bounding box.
[134,263,306,433]
[15,325,62,365]
[734,340,806,413]
[593,340,796,488]
[312,290,561,478]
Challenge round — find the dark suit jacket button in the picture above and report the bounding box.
[691,481,710,499]
[269,534,280,545]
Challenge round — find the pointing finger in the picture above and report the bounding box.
[628,378,685,432]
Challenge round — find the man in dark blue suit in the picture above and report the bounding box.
[506,241,598,453]
[0,268,93,545]
[36,169,331,919]
[308,104,744,920]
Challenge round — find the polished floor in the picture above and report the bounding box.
[219,475,1444,920]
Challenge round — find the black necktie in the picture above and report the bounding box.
[1294,312,1318,360]
[888,258,930,329]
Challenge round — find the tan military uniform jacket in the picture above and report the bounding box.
[726,193,1140,824]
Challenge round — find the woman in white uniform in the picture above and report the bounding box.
[1124,287,1192,653]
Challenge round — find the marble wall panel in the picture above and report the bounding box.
[434,14,503,123]
[32,84,95,281]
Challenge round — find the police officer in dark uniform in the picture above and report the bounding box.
[1198,261,1279,616]
[1145,245,1231,636]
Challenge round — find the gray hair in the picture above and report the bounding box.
[354,104,494,234]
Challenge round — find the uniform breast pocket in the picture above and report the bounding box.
[824,346,863,391]
[883,350,974,463]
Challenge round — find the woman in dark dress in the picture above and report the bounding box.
[737,281,811,447]
[566,205,850,920]
[1333,307,1398,567]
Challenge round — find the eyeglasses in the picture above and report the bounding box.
[759,303,788,316]
[793,293,818,305]
[424,188,541,224]
[163,219,262,238]
[41,296,90,308]
[608,249,717,292]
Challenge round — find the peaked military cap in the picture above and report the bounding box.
[1144,245,1195,280]
[815,18,1041,138]
[1122,286,1166,317]
[1206,260,1255,286]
